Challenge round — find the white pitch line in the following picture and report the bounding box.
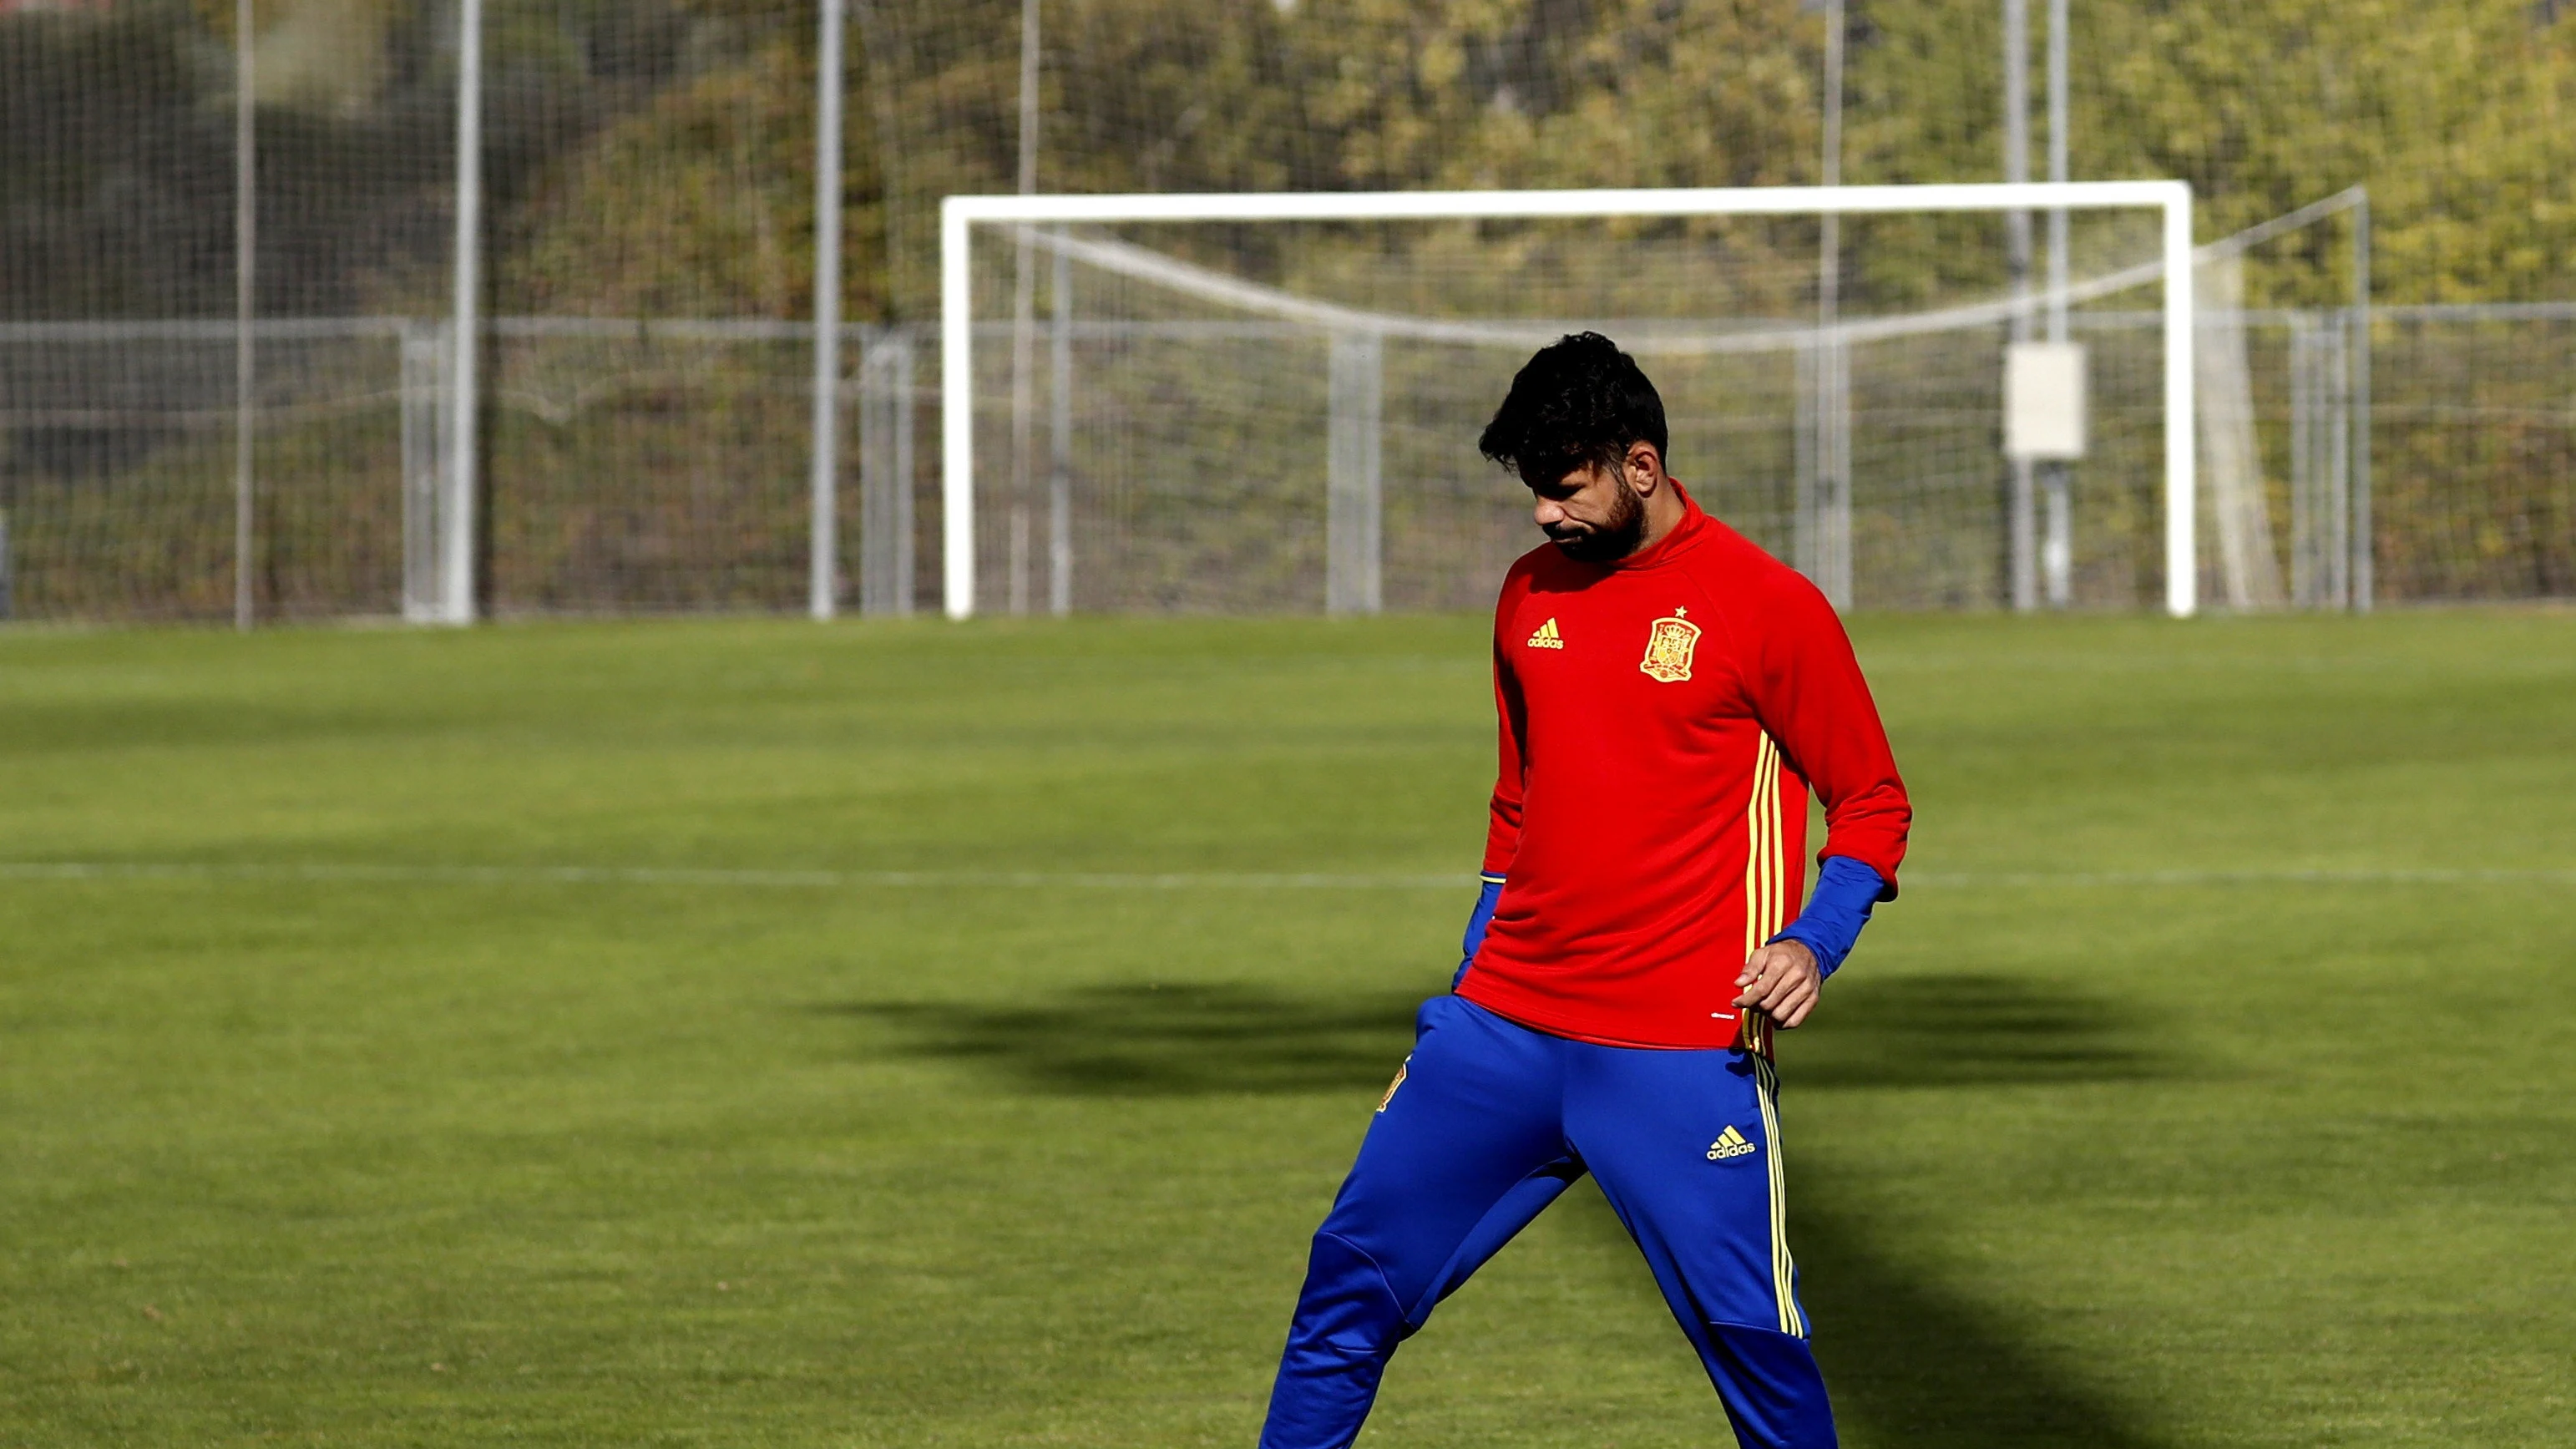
[0,863,2570,889]
[1904,868,2576,887]
[0,862,1470,890]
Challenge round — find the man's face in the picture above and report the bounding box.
[1526,457,1647,562]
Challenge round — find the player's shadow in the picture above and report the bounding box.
[829,981,1426,1097]
[850,974,2178,1443]
[1555,1177,2169,1449]
[1792,970,2177,1089]
[1779,973,2177,1443]
[838,970,2169,1098]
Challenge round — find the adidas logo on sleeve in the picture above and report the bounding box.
[1526,618,1565,649]
[1704,1126,1757,1161]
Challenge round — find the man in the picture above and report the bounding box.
[1258,332,1910,1449]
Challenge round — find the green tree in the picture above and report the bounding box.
[500,18,888,321]
[1851,0,2576,303]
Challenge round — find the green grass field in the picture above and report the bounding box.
[3,611,2571,1447]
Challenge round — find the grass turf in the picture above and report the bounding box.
[1,611,2570,1446]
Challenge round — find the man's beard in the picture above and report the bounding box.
[1545,483,1647,562]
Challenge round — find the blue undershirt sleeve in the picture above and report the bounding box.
[1769,855,1890,980]
[1455,874,1505,988]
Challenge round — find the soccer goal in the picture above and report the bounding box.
[939,182,2198,620]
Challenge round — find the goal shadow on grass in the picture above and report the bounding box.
[833,970,2174,1098]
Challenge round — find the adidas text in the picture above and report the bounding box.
[1705,1126,1757,1161]
[1526,618,1566,649]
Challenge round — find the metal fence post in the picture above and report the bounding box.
[2003,0,2037,611]
[2330,310,2352,609]
[1829,333,1855,608]
[1794,335,1819,580]
[1806,0,1845,605]
[443,0,483,626]
[2289,312,2351,610]
[2040,0,2072,608]
[860,332,917,616]
[1049,241,1072,616]
[2351,191,2373,613]
[400,322,452,622]
[1325,331,1384,616]
[810,0,846,620]
[233,0,256,632]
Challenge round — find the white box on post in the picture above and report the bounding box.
[2005,340,2088,461]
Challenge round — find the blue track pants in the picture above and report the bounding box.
[1258,995,1835,1449]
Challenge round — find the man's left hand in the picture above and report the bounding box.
[1736,940,1824,1029]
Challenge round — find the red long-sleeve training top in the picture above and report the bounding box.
[1456,485,1911,1050]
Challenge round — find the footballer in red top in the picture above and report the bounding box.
[1259,334,1910,1449]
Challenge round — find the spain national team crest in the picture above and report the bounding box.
[1639,606,1701,683]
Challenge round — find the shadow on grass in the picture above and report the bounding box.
[1790,971,2179,1089]
[829,981,1425,1097]
[1800,1191,2166,1448]
[846,973,2174,1445]
[836,970,2172,1097]
[1783,975,2175,1443]
[1551,1178,2166,1449]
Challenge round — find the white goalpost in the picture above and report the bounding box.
[940,181,2199,621]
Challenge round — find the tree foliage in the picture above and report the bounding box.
[500,21,888,320]
[3,0,2571,322]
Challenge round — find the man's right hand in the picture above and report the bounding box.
[1735,940,1824,1028]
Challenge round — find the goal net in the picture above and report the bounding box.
[939,184,2198,620]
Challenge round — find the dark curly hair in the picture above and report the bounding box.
[1476,332,1668,482]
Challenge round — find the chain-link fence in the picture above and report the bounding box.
[2,1,2570,625]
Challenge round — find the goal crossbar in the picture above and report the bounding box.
[939,181,2199,619]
